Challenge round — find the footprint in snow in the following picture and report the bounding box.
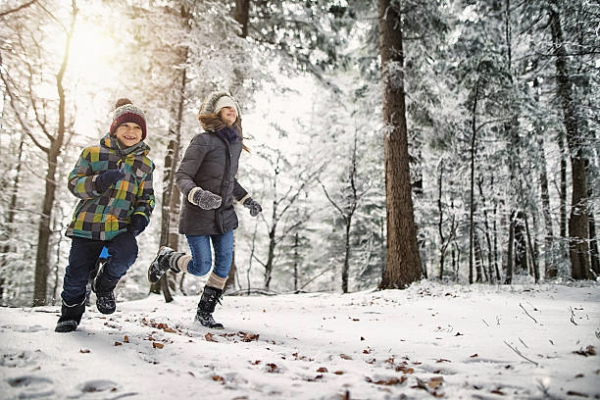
[7,375,55,399]
[1,351,42,368]
[77,379,138,399]
[1,324,46,333]
[79,379,118,393]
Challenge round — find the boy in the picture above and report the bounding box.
[56,99,155,332]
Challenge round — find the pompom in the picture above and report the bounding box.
[114,98,133,109]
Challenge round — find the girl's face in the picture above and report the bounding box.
[114,122,143,148]
[219,106,237,127]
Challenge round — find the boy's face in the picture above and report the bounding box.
[114,122,142,148]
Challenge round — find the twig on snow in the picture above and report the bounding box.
[569,307,578,326]
[503,341,539,366]
[519,338,529,348]
[519,303,538,323]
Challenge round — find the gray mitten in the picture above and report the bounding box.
[188,187,222,210]
[243,197,262,217]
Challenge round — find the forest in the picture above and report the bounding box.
[0,0,598,308]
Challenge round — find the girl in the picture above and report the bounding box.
[56,99,155,332]
[148,91,261,329]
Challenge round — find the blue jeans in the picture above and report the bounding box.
[185,230,234,279]
[61,232,138,305]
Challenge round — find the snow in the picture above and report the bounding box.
[0,281,598,400]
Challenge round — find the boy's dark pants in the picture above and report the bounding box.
[61,231,138,306]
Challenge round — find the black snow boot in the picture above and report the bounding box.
[195,286,224,329]
[91,266,118,315]
[55,300,85,333]
[148,246,184,284]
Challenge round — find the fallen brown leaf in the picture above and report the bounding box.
[205,333,218,342]
[266,363,278,373]
[573,345,596,357]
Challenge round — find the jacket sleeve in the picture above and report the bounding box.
[133,163,155,220]
[67,148,103,199]
[233,179,248,202]
[176,135,209,198]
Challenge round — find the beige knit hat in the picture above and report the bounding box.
[199,91,241,118]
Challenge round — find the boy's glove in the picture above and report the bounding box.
[243,197,262,217]
[128,214,148,236]
[96,169,126,193]
[188,187,222,210]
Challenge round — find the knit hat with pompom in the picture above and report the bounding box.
[109,98,147,140]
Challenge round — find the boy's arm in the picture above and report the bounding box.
[132,164,156,221]
[67,148,103,199]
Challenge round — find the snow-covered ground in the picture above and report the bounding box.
[0,281,598,400]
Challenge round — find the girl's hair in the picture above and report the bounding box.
[198,113,250,153]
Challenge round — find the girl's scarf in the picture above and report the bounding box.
[215,126,240,143]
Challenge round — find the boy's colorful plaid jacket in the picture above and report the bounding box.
[66,135,155,241]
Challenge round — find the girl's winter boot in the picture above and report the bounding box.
[195,286,224,329]
[148,246,185,283]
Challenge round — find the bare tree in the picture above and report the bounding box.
[254,149,317,289]
[1,0,78,306]
[319,130,360,293]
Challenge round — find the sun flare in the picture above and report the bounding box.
[68,21,118,83]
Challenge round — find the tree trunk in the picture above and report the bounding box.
[234,0,251,38]
[514,211,528,274]
[525,215,540,283]
[505,214,515,284]
[468,63,484,285]
[589,194,600,276]
[474,230,484,282]
[377,0,422,289]
[293,232,299,292]
[548,0,591,279]
[265,222,276,289]
[477,177,495,284]
[342,219,351,293]
[33,155,58,306]
[437,160,446,280]
[152,54,187,300]
[224,249,237,293]
[557,134,568,239]
[538,136,557,278]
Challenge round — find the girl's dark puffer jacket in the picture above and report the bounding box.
[176,132,248,236]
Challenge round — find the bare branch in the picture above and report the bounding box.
[0,0,38,18]
[0,70,50,153]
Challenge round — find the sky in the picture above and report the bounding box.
[0,280,598,400]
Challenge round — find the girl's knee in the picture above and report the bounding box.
[187,255,212,276]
